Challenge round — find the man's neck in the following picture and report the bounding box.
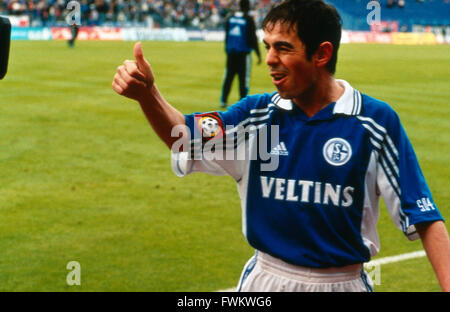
[293,75,344,118]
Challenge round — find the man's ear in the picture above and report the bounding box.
[314,42,333,70]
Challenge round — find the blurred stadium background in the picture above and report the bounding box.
[2,0,450,41]
[0,0,449,291]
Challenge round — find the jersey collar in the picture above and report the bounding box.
[271,79,362,116]
[333,79,362,116]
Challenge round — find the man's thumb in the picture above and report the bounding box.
[133,42,149,71]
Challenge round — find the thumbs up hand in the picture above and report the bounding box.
[133,41,154,87]
[112,42,155,103]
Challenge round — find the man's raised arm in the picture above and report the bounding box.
[112,42,187,149]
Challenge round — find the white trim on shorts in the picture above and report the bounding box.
[237,251,258,292]
[238,251,373,292]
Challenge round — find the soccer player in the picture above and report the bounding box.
[68,24,79,48]
[220,0,261,108]
[112,0,450,292]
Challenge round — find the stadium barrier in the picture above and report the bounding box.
[11,27,53,40]
[51,27,122,41]
[391,32,438,45]
[122,28,189,41]
[341,30,440,45]
[11,27,189,41]
[9,26,445,45]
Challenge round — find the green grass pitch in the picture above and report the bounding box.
[0,40,448,291]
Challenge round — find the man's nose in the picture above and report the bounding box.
[265,48,279,67]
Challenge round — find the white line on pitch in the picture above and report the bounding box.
[364,250,426,267]
[216,250,427,292]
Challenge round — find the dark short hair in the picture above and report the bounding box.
[240,0,250,12]
[262,0,342,74]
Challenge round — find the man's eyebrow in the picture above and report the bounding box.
[263,40,295,49]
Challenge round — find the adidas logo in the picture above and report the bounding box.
[270,142,289,156]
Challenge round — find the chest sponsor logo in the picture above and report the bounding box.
[323,138,352,166]
[260,176,354,208]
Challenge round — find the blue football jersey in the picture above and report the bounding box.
[171,80,444,268]
[225,12,251,54]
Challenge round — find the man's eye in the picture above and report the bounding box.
[278,46,291,51]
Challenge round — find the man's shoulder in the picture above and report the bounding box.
[245,92,278,109]
[225,92,275,112]
[360,93,397,117]
[358,92,401,129]
[215,93,277,127]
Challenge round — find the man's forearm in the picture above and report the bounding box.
[417,221,450,291]
[138,84,187,150]
[112,42,187,150]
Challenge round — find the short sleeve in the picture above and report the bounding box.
[376,110,444,241]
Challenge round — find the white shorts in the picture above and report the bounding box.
[237,251,374,292]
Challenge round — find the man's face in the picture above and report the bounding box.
[263,22,316,100]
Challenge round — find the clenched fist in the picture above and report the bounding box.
[112,42,154,103]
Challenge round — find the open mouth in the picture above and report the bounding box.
[271,72,288,85]
[272,74,285,81]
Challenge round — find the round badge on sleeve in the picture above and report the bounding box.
[322,138,352,166]
[197,114,223,139]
